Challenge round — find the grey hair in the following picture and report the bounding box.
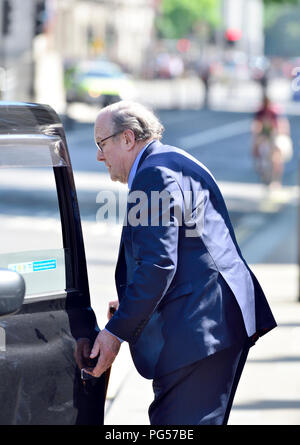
[104,101,164,141]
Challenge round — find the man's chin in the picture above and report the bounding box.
[109,173,125,184]
[108,170,117,181]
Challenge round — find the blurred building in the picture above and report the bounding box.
[53,0,155,73]
[222,0,264,57]
[0,0,155,107]
[0,0,36,100]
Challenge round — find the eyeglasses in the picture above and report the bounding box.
[96,131,121,152]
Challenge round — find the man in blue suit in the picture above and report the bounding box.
[84,101,276,425]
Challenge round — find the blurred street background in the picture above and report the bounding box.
[1,0,300,425]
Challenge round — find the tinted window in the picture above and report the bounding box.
[0,137,70,298]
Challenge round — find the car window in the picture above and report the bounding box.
[83,69,124,78]
[0,136,70,299]
[77,61,124,79]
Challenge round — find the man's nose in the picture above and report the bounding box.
[97,150,105,162]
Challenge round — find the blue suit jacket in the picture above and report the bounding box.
[106,141,276,379]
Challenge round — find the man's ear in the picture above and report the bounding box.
[123,129,135,150]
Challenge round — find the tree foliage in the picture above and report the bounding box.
[263,0,299,4]
[264,0,300,56]
[155,0,221,39]
[264,0,300,28]
[155,0,300,40]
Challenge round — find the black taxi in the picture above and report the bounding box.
[0,102,107,425]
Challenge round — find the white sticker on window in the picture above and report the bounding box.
[8,259,57,274]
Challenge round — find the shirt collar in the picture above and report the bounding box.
[128,140,154,190]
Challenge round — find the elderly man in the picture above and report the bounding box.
[83,101,276,425]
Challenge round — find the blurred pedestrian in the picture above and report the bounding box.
[252,94,292,188]
[198,60,211,108]
[81,101,276,425]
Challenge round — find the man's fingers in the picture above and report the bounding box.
[75,354,84,370]
[90,360,107,378]
[84,355,109,378]
[75,338,90,369]
[83,341,91,358]
[85,330,120,377]
[86,349,118,378]
[90,339,100,359]
[89,332,103,360]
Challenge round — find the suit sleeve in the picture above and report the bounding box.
[105,166,183,343]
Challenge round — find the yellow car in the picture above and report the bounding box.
[65,60,136,107]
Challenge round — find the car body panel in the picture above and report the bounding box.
[0,102,107,425]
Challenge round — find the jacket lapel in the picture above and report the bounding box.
[116,139,160,259]
[115,140,161,294]
[136,139,160,172]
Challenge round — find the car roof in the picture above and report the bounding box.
[0,102,69,167]
[77,60,124,76]
[0,102,61,135]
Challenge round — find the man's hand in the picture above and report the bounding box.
[83,330,121,378]
[74,338,91,370]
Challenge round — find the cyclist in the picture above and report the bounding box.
[252,95,292,188]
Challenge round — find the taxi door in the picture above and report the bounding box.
[0,102,107,425]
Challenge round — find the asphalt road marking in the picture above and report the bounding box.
[180,118,251,150]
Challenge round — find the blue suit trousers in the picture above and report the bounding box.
[148,341,250,425]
